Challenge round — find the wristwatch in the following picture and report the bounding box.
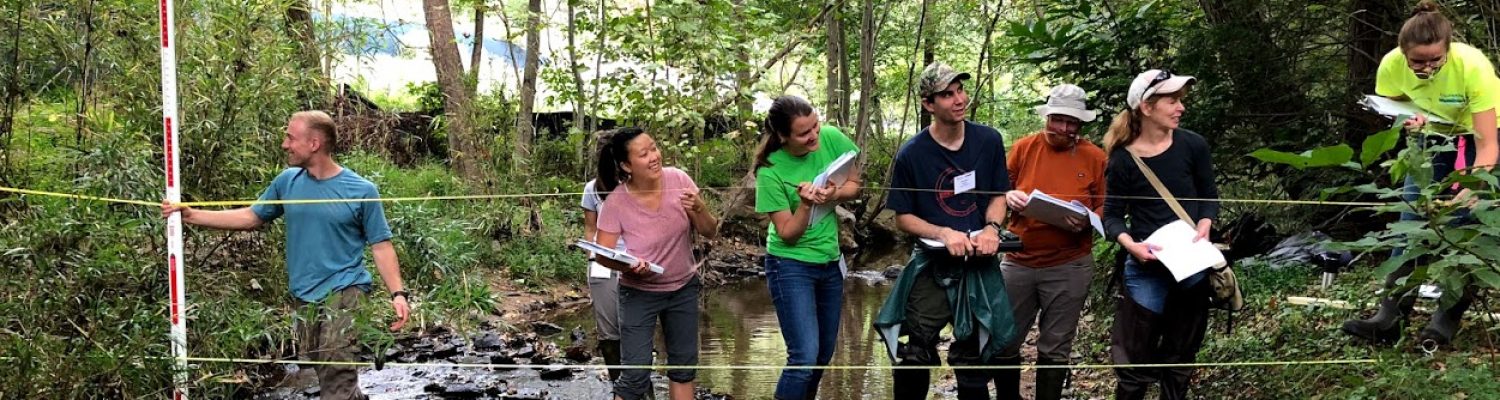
[987,220,1005,233]
[391,290,410,301]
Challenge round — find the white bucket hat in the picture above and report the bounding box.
[1034,84,1098,122]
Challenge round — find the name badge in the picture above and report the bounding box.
[953,171,977,195]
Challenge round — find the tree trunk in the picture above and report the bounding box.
[836,11,852,126]
[469,3,485,95]
[515,0,542,174]
[1345,0,1404,144]
[918,47,933,129]
[423,0,485,181]
[854,0,875,148]
[567,0,586,131]
[567,0,589,179]
[825,8,842,125]
[590,0,607,132]
[499,4,522,94]
[733,0,752,118]
[286,0,324,109]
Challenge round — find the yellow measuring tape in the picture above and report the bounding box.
[1,185,1393,208]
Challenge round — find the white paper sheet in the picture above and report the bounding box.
[1142,220,1227,282]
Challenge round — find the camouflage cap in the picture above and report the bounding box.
[918,62,973,99]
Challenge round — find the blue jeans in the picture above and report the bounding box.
[1123,257,1206,314]
[765,254,845,399]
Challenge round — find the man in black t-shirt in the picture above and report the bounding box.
[873,62,1019,400]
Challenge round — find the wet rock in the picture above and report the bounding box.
[430,341,460,359]
[539,366,576,380]
[694,387,734,400]
[883,265,902,279]
[701,270,724,283]
[510,343,537,359]
[532,322,564,336]
[301,386,320,396]
[424,382,500,399]
[451,355,488,365]
[564,344,592,363]
[488,354,519,370]
[473,332,503,350]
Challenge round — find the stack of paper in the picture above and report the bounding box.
[809,151,859,225]
[575,240,666,274]
[1021,189,1104,236]
[1359,95,1457,127]
[1142,220,1227,282]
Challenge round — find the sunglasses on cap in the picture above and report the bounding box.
[1146,70,1173,92]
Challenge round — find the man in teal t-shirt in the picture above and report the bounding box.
[163,111,408,400]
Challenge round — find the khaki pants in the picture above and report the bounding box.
[295,286,368,400]
[999,254,1094,362]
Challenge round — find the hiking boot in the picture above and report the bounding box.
[1341,294,1415,343]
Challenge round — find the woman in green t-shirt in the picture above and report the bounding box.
[1343,0,1496,348]
[751,95,861,400]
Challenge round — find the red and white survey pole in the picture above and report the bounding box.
[158,0,188,398]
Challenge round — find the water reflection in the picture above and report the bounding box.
[558,273,951,399]
[696,278,895,400]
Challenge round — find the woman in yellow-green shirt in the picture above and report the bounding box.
[1342,0,1496,348]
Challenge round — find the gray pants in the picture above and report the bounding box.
[294,286,368,400]
[589,274,622,340]
[615,275,701,400]
[999,254,1093,361]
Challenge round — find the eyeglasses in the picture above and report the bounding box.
[1407,53,1447,70]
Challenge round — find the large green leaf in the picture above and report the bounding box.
[1250,144,1354,169]
[1360,125,1401,167]
[1474,269,1500,290]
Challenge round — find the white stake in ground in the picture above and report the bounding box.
[158,0,188,398]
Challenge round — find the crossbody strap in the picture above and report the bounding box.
[1127,150,1193,224]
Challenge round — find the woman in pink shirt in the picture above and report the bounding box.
[593,127,720,400]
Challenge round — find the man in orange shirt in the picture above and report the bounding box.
[994,84,1107,400]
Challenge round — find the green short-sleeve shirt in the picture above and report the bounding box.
[755,125,859,263]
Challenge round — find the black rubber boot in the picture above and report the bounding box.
[1419,287,1476,348]
[1341,293,1415,343]
[1035,358,1069,400]
[992,356,1022,400]
[954,368,992,400]
[892,368,931,400]
[598,339,622,382]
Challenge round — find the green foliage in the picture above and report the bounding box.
[1250,144,1357,170]
[1255,131,1500,309]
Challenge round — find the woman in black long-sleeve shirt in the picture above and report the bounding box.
[1100,69,1219,400]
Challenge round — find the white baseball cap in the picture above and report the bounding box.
[1126,69,1196,109]
[1034,84,1097,122]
